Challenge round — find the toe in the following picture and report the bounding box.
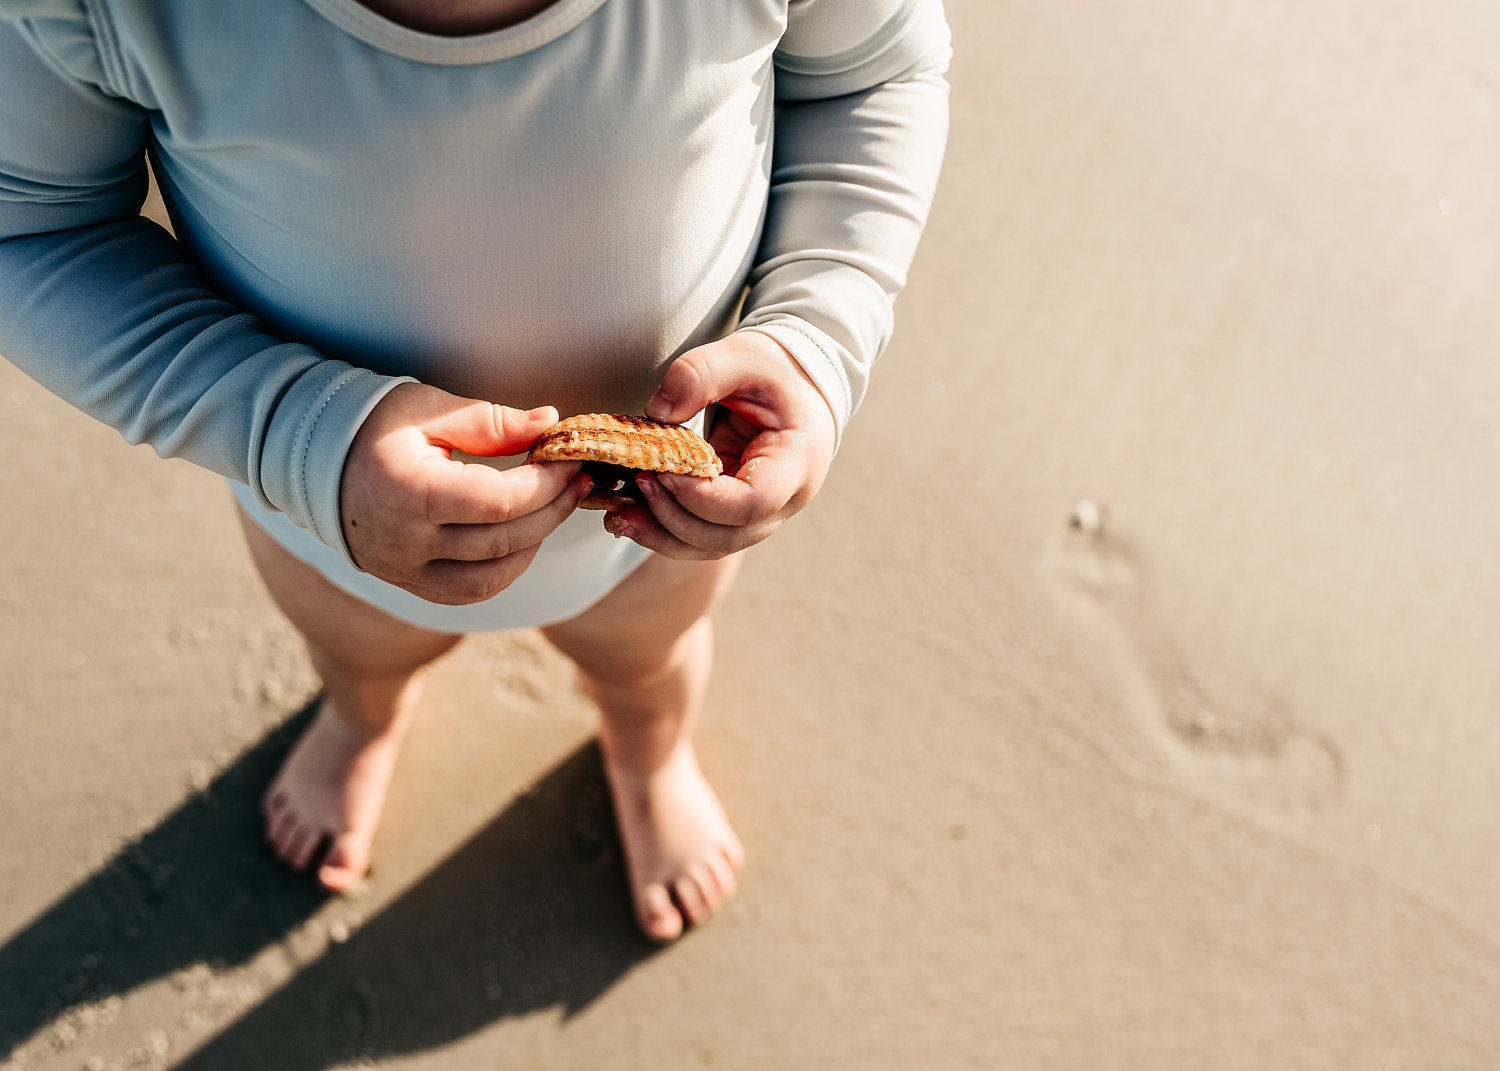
[703,852,737,905]
[722,834,746,871]
[671,872,713,926]
[268,810,298,851]
[687,860,728,912]
[290,830,331,872]
[270,823,303,865]
[317,832,371,892]
[278,826,320,870]
[638,883,684,942]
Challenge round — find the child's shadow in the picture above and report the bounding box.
[0,699,653,1069]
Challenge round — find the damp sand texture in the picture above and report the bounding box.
[7,0,1500,1067]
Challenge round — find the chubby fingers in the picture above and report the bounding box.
[408,543,545,606]
[421,456,581,525]
[393,469,592,604]
[613,456,799,558]
[603,498,757,560]
[657,433,808,526]
[422,399,561,459]
[646,330,791,427]
[435,471,594,561]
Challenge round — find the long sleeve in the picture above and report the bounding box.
[739,0,951,436]
[0,5,407,564]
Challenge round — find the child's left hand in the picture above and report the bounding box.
[603,330,837,559]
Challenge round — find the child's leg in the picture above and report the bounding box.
[540,552,744,942]
[237,505,462,891]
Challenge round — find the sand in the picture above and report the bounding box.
[6,0,1500,1066]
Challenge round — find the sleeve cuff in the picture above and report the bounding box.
[258,362,414,568]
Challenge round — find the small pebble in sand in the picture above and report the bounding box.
[85,1057,106,1071]
[1069,499,1102,535]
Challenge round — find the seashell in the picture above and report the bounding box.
[527,413,722,511]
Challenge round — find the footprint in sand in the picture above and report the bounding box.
[1043,501,1344,814]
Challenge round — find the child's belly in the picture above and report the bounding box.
[148,0,780,417]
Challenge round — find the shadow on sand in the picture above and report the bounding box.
[0,699,654,1069]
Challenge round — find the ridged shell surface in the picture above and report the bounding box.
[527,414,722,477]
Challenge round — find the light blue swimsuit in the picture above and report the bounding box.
[0,0,950,630]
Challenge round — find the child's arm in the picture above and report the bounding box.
[616,0,951,558]
[0,10,584,604]
[740,0,952,436]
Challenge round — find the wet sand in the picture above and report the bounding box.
[6,0,1500,1066]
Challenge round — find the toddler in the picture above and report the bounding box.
[0,0,950,941]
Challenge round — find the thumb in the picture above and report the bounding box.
[646,342,749,423]
[427,401,559,458]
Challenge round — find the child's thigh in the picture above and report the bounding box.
[540,552,741,675]
[237,503,461,669]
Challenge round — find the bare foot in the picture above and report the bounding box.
[263,696,415,891]
[603,740,745,942]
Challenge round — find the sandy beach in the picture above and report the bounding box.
[6,0,1500,1066]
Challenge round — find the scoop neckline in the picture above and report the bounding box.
[301,0,609,64]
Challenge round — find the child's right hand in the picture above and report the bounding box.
[337,383,592,605]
